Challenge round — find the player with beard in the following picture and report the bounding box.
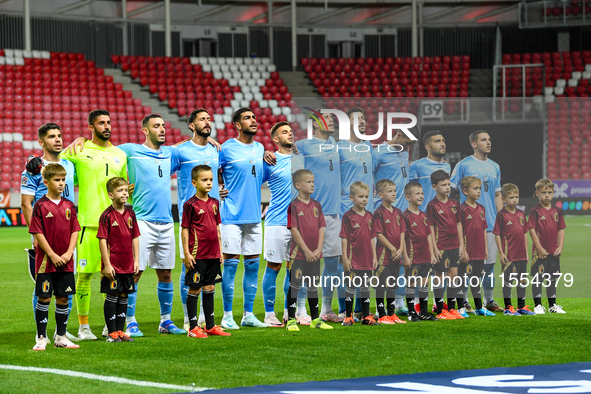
[219,107,268,329]
[21,123,78,344]
[409,130,451,205]
[172,108,224,331]
[295,111,343,323]
[372,128,416,315]
[61,109,127,340]
[450,130,503,313]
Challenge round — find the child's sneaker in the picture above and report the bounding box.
[395,306,409,316]
[311,318,333,329]
[205,326,231,336]
[463,301,476,314]
[534,304,546,314]
[458,308,469,318]
[475,308,496,316]
[184,320,190,332]
[187,326,208,338]
[125,322,144,337]
[78,326,97,341]
[485,300,504,312]
[549,304,566,314]
[341,316,355,326]
[102,324,108,337]
[159,320,187,334]
[418,311,438,321]
[117,331,135,342]
[361,315,380,325]
[388,314,406,324]
[517,305,536,315]
[54,335,80,348]
[286,318,300,332]
[377,315,395,324]
[437,310,456,320]
[449,309,465,319]
[33,336,47,351]
[407,311,421,322]
[296,314,312,325]
[106,332,122,342]
[321,311,342,323]
[503,306,521,316]
[221,315,240,330]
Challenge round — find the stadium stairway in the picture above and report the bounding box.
[468,69,493,97]
[279,71,318,98]
[103,68,188,135]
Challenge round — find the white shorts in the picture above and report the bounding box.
[138,220,176,271]
[264,225,291,263]
[322,214,342,258]
[221,222,263,256]
[485,231,498,265]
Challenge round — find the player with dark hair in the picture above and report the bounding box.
[98,177,140,342]
[61,109,128,340]
[21,122,78,344]
[30,163,80,350]
[219,107,268,329]
[401,182,438,322]
[450,130,503,313]
[181,165,230,338]
[409,130,451,205]
[425,170,464,320]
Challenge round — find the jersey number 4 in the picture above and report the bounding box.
[252,165,256,177]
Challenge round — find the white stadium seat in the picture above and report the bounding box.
[254,92,263,101]
[222,72,232,80]
[554,86,564,95]
[240,100,250,107]
[5,57,15,65]
[4,49,14,57]
[217,58,227,65]
[267,64,276,72]
[272,107,282,116]
[213,71,223,80]
[208,58,218,65]
[211,64,221,72]
[215,121,225,130]
[230,65,238,72]
[190,56,199,65]
[583,71,591,79]
[239,65,248,72]
[241,85,251,93]
[261,72,270,80]
[238,79,249,87]
[2,133,13,142]
[259,100,268,108]
[220,65,229,72]
[247,79,257,87]
[198,57,207,64]
[22,50,32,58]
[224,107,233,116]
[32,50,42,58]
[244,58,253,65]
[252,72,261,79]
[545,95,555,103]
[234,92,244,101]
[544,87,554,96]
[0,57,5,65]
[248,65,257,73]
[572,71,582,80]
[242,72,252,80]
[23,141,34,150]
[586,64,591,72]
[268,100,278,108]
[556,79,566,87]
[41,51,50,59]
[252,58,262,65]
[235,58,244,65]
[230,100,241,108]
[222,114,232,123]
[228,79,237,86]
[281,107,292,116]
[568,79,578,87]
[15,57,24,65]
[13,133,23,142]
[202,64,212,72]
[226,58,235,65]
[243,93,254,101]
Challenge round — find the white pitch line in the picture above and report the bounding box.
[0,364,209,392]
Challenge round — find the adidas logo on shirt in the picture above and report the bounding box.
[438,209,444,214]
[129,285,134,290]
[411,222,417,227]
[507,221,513,225]
[385,219,391,223]
[467,215,473,219]
[112,221,119,226]
[215,274,222,280]
[541,216,546,220]
[65,286,72,292]
[198,209,205,214]
[298,211,304,216]
[45,212,53,218]
[354,223,360,228]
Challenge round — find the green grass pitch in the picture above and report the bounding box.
[1,217,590,393]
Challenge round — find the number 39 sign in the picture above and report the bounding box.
[421,100,444,120]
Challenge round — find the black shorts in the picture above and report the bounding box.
[35,272,76,297]
[433,248,460,273]
[530,255,561,277]
[100,273,135,295]
[374,261,401,289]
[406,263,432,279]
[185,259,223,288]
[290,259,321,286]
[458,260,485,278]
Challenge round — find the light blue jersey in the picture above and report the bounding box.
[263,152,291,227]
[219,138,265,224]
[450,155,501,232]
[372,144,410,211]
[295,137,341,215]
[119,143,173,223]
[338,140,374,213]
[291,152,305,201]
[20,158,76,204]
[409,157,451,208]
[171,140,220,220]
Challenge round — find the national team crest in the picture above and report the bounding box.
[444,258,450,269]
[538,264,545,274]
[313,207,319,217]
[65,208,71,220]
[193,272,201,283]
[127,217,133,228]
[451,206,457,214]
[212,204,217,215]
[21,176,28,186]
[42,280,50,293]
[466,264,472,274]
[553,213,559,222]
[110,280,118,290]
[519,217,524,226]
[368,219,372,229]
[295,268,302,279]
[423,217,427,226]
[480,211,485,220]
[397,216,400,225]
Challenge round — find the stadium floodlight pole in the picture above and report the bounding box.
[411,0,418,57]
[165,0,171,57]
[24,0,31,52]
[291,0,296,71]
[122,0,128,56]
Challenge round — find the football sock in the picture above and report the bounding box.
[354,287,362,314]
[116,296,128,332]
[287,286,298,320]
[55,303,69,336]
[387,290,397,315]
[104,294,118,334]
[76,272,92,323]
[532,281,542,307]
[66,295,73,324]
[447,284,456,311]
[262,266,279,314]
[126,283,138,325]
[375,289,386,317]
[187,293,198,330]
[345,287,355,317]
[296,293,307,316]
[321,256,339,313]
[433,281,445,314]
[470,283,483,309]
[222,259,239,312]
[180,265,189,319]
[243,258,260,313]
[203,290,215,330]
[547,281,557,308]
[504,298,512,309]
[395,295,404,310]
[35,300,50,338]
[517,284,527,309]
[360,288,370,318]
[307,288,319,320]
[405,286,415,312]
[283,269,290,310]
[418,286,429,314]
[157,281,174,322]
